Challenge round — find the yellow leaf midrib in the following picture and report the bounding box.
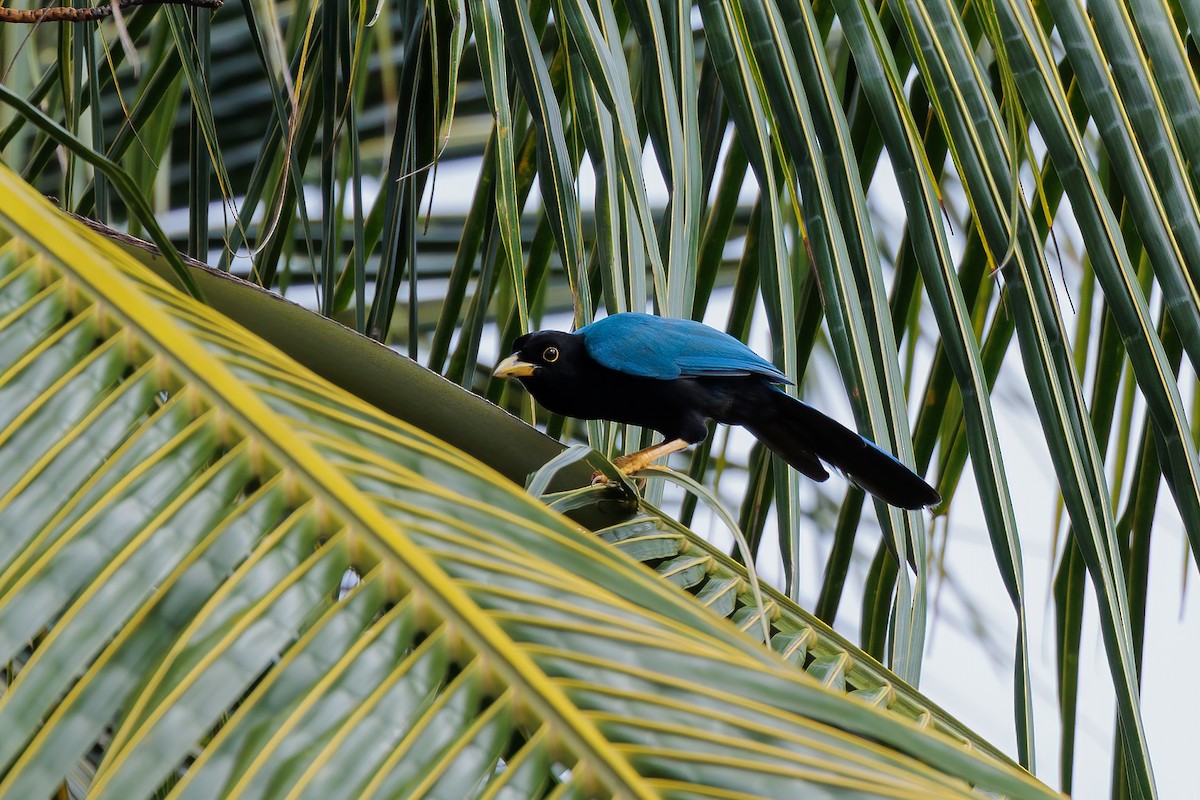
[0,166,659,800]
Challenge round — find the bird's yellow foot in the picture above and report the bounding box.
[590,439,692,485]
[590,471,647,493]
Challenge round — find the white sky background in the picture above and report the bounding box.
[252,131,1200,796]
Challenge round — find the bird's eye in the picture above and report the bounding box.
[542,346,560,363]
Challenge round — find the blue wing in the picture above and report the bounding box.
[578,313,792,384]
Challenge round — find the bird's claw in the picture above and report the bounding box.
[591,470,645,492]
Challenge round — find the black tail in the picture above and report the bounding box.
[743,388,940,510]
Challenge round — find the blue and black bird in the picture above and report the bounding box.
[493,312,939,510]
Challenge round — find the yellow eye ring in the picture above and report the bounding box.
[543,346,560,363]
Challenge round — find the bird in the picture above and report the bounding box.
[493,312,940,509]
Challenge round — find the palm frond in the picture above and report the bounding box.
[0,166,1059,798]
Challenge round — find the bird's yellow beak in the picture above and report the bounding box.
[493,353,537,378]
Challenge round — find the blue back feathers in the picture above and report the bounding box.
[578,313,792,384]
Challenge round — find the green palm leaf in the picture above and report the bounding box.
[4,0,1199,794]
[0,167,1058,798]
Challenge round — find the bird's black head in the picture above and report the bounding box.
[492,329,588,385]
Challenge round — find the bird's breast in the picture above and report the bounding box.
[519,368,757,443]
[520,370,636,420]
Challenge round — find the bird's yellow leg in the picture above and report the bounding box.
[593,438,692,484]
